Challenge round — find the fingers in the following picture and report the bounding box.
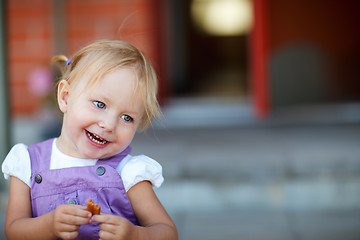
[56,204,92,223]
[91,213,113,224]
[58,231,81,240]
[56,224,81,240]
[91,213,125,225]
[98,229,117,240]
[62,204,89,215]
[58,212,91,226]
[92,214,136,240]
[52,204,92,238]
[98,220,118,233]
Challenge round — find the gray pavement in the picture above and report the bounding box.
[130,123,360,240]
[1,101,360,239]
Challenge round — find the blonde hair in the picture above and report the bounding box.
[52,40,161,130]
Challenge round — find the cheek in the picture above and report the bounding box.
[117,128,136,144]
[69,100,93,117]
[65,106,93,130]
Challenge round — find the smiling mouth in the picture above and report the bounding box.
[86,130,108,145]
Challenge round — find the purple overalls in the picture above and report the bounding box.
[28,138,139,240]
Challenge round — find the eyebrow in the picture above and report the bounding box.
[94,93,143,117]
[98,95,112,105]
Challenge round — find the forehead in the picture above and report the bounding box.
[69,49,141,89]
[72,64,138,91]
[89,68,144,105]
[94,67,137,88]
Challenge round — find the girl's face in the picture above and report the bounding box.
[57,67,145,159]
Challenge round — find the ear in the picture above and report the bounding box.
[57,80,70,113]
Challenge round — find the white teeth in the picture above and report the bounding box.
[87,131,107,145]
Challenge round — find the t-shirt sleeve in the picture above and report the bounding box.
[1,143,31,187]
[118,155,164,192]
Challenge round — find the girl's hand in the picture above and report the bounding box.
[51,204,92,239]
[91,214,137,240]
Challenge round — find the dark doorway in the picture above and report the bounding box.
[170,0,251,99]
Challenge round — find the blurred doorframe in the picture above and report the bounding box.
[250,0,270,118]
[150,0,171,103]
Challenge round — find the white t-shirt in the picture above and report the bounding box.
[2,139,164,192]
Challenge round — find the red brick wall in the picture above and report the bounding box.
[8,0,53,114]
[66,0,158,60]
[8,0,163,115]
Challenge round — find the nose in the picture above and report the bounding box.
[98,115,116,131]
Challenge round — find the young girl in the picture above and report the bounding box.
[2,40,177,240]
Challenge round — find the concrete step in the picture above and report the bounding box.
[156,177,360,213]
[132,124,360,181]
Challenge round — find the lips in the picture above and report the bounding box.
[86,130,108,145]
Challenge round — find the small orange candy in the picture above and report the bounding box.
[86,199,101,215]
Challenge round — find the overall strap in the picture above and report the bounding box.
[96,146,132,169]
[28,138,54,173]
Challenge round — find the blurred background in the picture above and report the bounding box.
[1,0,360,239]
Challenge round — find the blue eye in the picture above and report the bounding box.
[121,115,133,122]
[93,101,105,109]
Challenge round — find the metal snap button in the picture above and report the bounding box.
[96,166,106,176]
[35,174,42,184]
[67,199,77,205]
